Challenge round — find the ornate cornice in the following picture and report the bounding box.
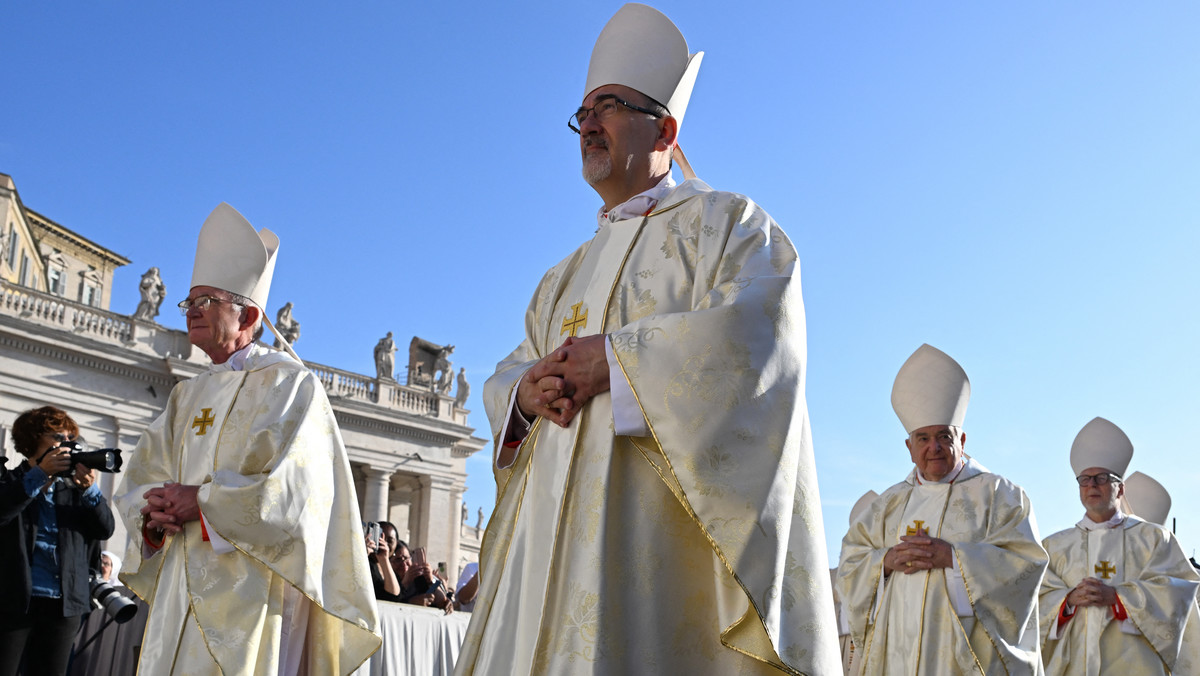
[0,331,173,388]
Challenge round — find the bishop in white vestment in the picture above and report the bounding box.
[837,345,1048,675]
[115,203,380,675]
[456,5,840,675]
[1038,418,1200,675]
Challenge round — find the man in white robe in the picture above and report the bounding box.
[1038,418,1200,675]
[837,344,1047,675]
[114,203,380,675]
[456,4,840,675]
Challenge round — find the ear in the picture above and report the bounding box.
[240,304,261,331]
[655,115,679,151]
[904,437,913,452]
[959,431,967,448]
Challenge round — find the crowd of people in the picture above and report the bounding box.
[364,521,477,613]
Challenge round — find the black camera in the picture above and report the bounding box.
[55,440,123,478]
[90,578,138,624]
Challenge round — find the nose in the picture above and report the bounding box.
[579,109,604,135]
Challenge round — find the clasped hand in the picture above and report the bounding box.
[884,529,954,575]
[1066,577,1118,608]
[141,482,201,534]
[516,335,610,428]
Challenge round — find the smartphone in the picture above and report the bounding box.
[363,522,382,548]
[412,547,427,567]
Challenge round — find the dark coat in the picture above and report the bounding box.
[0,459,115,616]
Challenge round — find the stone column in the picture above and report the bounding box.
[362,466,393,523]
[447,486,465,585]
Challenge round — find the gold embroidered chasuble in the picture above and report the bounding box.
[458,180,841,675]
[115,345,380,675]
[1038,517,1200,675]
[837,458,1048,675]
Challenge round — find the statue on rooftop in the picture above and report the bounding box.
[133,267,166,321]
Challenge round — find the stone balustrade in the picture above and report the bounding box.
[2,279,132,344]
[1,278,465,421]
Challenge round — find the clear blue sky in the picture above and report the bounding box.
[3,2,1197,564]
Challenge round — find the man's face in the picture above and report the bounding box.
[1078,466,1124,520]
[577,84,665,189]
[100,554,113,581]
[905,425,965,482]
[185,285,246,358]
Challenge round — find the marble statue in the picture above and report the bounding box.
[133,267,166,321]
[374,332,397,380]
[273,302,300,348]
[461,502,468,524]
[476,507,485,532]
[435,346,455,394]
[455,368,470,409]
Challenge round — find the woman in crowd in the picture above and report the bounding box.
[379,522,453,613]
[0,406,115,676]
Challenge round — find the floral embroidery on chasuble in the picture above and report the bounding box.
[117,354,380,676]
[1040,519,1200,676]
[462,180,841,676]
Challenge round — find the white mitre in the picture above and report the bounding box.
[891,344,971,434]
[584,3,704,130]
[1121,471,1171,526]
[190,202,279,311]
[1069,417,1133,477]
[849,489,879,527]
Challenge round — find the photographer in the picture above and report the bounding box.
[0,407,115,676]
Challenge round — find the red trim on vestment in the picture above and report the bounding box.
[1111,594,1128,621]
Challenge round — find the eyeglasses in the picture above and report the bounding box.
[1076,472,1121,487]
[177,295,240,316]
[568,95,663,134]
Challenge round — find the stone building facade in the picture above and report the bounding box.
[0,173,486,583]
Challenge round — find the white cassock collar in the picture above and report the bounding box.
[596,173,676,231]
[209,342,256,373]
[1077,509,1127,531]
[915,456,966,484]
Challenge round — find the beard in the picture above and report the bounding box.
[581,145,612,185]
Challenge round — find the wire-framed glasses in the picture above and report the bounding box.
[177,295,240,316]
[568,95,663,134]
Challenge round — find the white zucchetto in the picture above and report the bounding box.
[1069,417,1133,478]
[1120,471,1170,526]
[584,3,703,130]
[849,490,879,527]
[190,202,279,311]
[891,344,971,434]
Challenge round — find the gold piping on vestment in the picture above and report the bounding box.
[209,372,248,471]
[184,366,381,672]
[529,411,590,672]
[467,415,541,674]
[930,483,988,675]
[613,195,806,674]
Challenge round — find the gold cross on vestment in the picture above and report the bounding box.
[560,302,588,337]
[906,520,926,536]
[192,408,216,436]
[1094,561,1116,579]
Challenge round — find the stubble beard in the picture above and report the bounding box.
[582,145,612,185]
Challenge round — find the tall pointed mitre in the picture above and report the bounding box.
[890,344,971,434]
[1120,471,1171,526]
[1069,417,1133,477]
[849,489,879,527]
[190,202,279,310]
[584,3,704,130]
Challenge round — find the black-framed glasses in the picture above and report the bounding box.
[568,95,663,134]
[177,295,240,316]
[1076,472,1121,487]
